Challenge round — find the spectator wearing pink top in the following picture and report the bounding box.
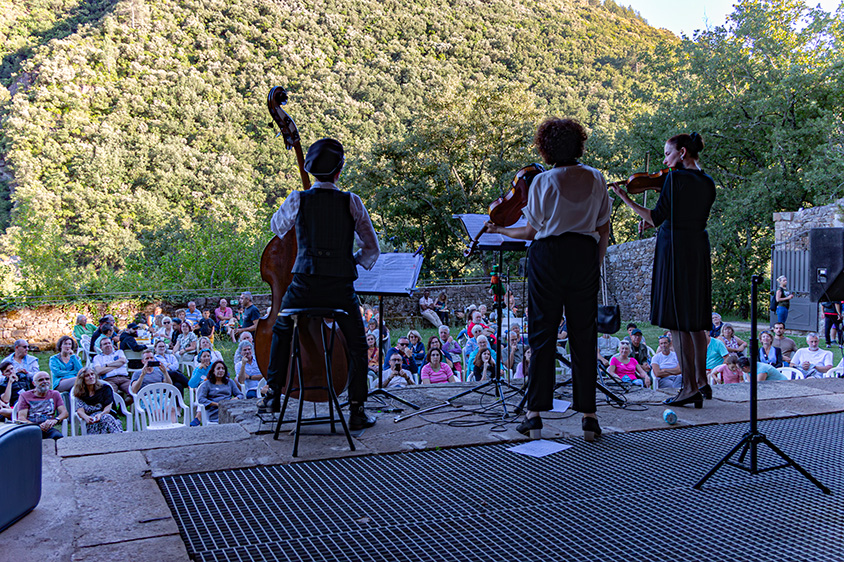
[711,353,743,384]
[420,349,457,384]
[608,341,651,388]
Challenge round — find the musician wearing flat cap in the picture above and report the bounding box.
[260,138,379,430]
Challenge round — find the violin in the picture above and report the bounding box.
[609,167,676,194]
[254,86,348,401]
[463,163,545,257]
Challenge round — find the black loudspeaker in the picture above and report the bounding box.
[809,228,844,301]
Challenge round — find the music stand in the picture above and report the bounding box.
[447,214,531,417]
[354,252,425,410]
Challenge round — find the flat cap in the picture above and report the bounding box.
[304,138,344,176]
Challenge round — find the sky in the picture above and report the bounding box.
[628,0,841,37]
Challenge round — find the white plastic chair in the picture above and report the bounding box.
[78,335,93,368]
[134,383,190,430]
[70,393,133,436]
[779,366,804,380]
[12,397,68,437]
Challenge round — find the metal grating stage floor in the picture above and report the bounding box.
[159,414,844,562]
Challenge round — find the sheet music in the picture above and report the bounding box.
[453,214,532,251]
[355,253,424,296]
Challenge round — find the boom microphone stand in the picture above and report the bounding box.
[693,275,830,493]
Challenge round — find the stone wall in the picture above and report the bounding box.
[773,197,844,242]
[603,237,656,323]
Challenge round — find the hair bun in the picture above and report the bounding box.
[690,132,704,152]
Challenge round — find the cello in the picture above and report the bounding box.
[253,86,348,402]
[463,163,545,257]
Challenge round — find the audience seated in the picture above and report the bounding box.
[384,336,418,375]
[420,348,457,384]
[92,338,132,400]
[73,315,97,342]
[189,349,214,388]
[93,325,117,355]
[471,348,496,381]
[772,322,797,366]
[705,332,729,372]
[194,361,242,425]
[462,325,483,356]
[608,341,650,388]
[88,316,113,355]
[418,289,442,328]
[466,335,497,368]
[438,325,462,374]
[710,313,723,338]
[49,336,83,392]
[0,360,33,420]
[381,354,414,388]
[156,316,175,342]
[367,334,380,379]
[718,323,747,356]
[467,311,494,344]
[711,353,743,384]
[193,337,223,367]
[407,330,426,365]
[650,335,683,389]
[174,321,198,359]
[424,337,453,368]
[130,350,173,393]
[3,339,40,376]
[197,310,217,339]
[72,367,123,434]
[790,333,833,378]
[185,301,203,328]
[215,298,236,339]
[233,332,254,365]
[757,330,783,368]
[502,331,525,376]
[434,292,450,325]
[623,323,646,345]
[235,342,264,399]
[597,333,621,367]
[119,323,149,370]
[16,371,68,439]
[626,329,651,373]
[514,347,532,379]
[738,356,789,382]
[153,341,188,392]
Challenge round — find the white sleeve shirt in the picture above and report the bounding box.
[270,182,380,270]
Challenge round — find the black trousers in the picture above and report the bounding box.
[267,273,368,404]
[824,314,843,346]
[526,233,599,414]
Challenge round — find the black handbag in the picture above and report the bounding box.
[598,269,621,334]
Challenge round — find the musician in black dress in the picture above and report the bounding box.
[487,118,610,442]
[612,133,716,408]
[259,138,379,430]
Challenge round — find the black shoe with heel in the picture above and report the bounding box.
[663,391,703,409]
[699,384,713,400]
[582,416,602,442]
[516,416,543,439]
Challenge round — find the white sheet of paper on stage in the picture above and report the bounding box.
[551,399,571,413]
[354,252,424,296]
[453,213,532,251]
[507,440,573,458]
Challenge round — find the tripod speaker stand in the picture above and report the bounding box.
[693,275,830,493]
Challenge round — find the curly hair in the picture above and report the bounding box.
[534,118,587,165]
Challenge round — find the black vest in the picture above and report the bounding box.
[292,189,357,278]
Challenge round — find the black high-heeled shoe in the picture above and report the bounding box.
[516,416,543,439]
[582,416,602,442]
[663,391,703,409]
[699,384,713,400]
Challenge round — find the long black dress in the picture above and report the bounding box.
[649,168,716,332]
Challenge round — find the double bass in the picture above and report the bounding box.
[253,86,348,402]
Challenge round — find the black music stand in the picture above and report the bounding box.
[354,252,424,411]
[693,275,830,493]
[447,214,530,417]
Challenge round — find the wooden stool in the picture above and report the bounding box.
[273,308,355,457]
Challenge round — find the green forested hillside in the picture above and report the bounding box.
[1,0,842,319]
[0,0,673,294]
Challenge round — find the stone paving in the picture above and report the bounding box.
[2,378,844,561]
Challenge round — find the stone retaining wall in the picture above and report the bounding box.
[773,197,844,242]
